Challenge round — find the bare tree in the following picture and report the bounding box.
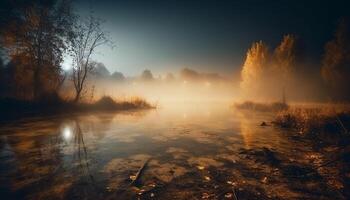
[70,15,111,102]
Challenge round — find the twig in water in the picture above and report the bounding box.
[129,158,151,187]
[232,187,239,200]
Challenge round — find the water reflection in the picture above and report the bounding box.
[62,126,73,141]
[0,102,345,199]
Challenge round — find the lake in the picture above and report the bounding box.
[0,101,344,199]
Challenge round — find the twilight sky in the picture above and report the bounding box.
[72,0,349,76]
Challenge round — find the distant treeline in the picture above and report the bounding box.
[0,0,349,102]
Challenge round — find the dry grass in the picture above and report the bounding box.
[92,96,154,110]
[273,107,350,137]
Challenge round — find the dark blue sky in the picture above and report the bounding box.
[74,0,349,76]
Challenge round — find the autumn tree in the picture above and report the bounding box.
[240,41,271,99]
[272,34,304,99]
[273,34,301,79]
[0,0,74,99]
[240,35,305,101]
[70,15,111,102]
[321,19,350,100]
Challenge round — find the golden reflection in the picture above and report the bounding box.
[0,101,344,199]
[237,111,256,149]
[236,110,288,150]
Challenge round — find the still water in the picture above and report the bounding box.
[0,102,344,199]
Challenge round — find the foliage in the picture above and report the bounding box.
[240,35,303,101]
[321,19,350,100]
[0,0,73,99]
[240,40,270,96]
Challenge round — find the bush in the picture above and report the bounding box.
[92,96,153,110]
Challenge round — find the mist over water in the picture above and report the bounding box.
[1,1,350,199]
[1,101,333,199]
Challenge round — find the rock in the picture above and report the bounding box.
[260,121,268,126]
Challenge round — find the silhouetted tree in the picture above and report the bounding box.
[111,71,125,81]
[70,15,111,102]
[321,19,350,100]
[180,68,200,80]
[141,69,154,81]
[0,0,74,99]
[0,56,3,96]
[91,61,110,78]
[165,73,175,81]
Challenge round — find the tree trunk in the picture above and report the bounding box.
[33,67,41,100]
[74,88,81,103]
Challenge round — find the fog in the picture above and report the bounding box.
[57,20,350,104]
[61,67,237,104]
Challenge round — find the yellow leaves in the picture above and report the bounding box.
[240,35,301,100]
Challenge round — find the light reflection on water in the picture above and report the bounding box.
[62,126,73,141]
[0,102,342,199]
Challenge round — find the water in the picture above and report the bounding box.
[0,102,344,199]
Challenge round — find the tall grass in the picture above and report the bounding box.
[273,107,350,137]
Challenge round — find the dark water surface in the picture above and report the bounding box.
[0,102,346,199]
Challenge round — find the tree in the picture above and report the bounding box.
[141,69,154,81]
[0,56,3,96]
[70,15,111,102]
[180,68,200,81]
[240,41,270,98]
[273,34,301,77]
[0,0,73,99]
[321,19,350,100]
[272,34,303,99]
[240,36,306,101]
[165,73,175,82]
[111,71,125,81]
[91,61,110,78]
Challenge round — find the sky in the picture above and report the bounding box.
[68,0,349,76]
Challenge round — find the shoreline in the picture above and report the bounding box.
[0,97,155,123]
